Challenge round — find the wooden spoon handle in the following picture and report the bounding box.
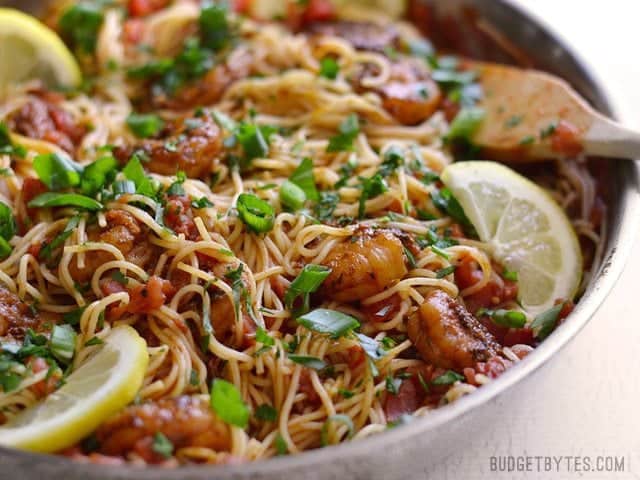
[583,116,640,159]
[472,62,640,161]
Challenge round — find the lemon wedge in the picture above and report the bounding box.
[0,325,148,453]
[0,8,82,90]
[441,161,582,316]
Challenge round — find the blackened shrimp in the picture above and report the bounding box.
[0,286,48,342]
[68,210,155,283]
[378,59,442,126]
[7,96,86,154]
[94,396,231,462]
[407,290,501,370]
[321,229,408,302]
[306,20,399,52]
[114,112,223,179]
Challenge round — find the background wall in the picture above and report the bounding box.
[426,1,640,478]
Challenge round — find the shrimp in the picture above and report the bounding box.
[94,396,231,463]
[407,290,501,370]
[7,96,86,154]
[321,228,408,302]
[379,60,442,126]
[113,112,223,179]
[155,51,253,111]
[68,210,155,283]
[306,20,399,52]
[0,286,47,342]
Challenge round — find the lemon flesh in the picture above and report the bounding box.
[441,161,582,316]
[0,8,82,90]
[0,325,148,453]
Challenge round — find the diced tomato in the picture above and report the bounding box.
[128,0,169,17]
[474,355,510,379]
[346,345,366,370]
[302,0,335,22]
[298,369,321,406]
[455,256,518,314]
[164,195,198,241]
[103,276,174,319]
[123,19,145,44]
[361,294,402,324]
[232,0,251,13]
[550,120,583,157]
[22,178,47,206]
[21,178,48,226]
[128,276,174,314]
[28,357,60,398]
[447,223,464,239]
[384,379,420,422]
[27,242,42,258]
[502,327,535,347]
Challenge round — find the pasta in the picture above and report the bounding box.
[0,0,605,467]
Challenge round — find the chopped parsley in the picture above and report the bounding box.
[327,114,359,153]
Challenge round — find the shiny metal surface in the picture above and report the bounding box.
[1,1,638,479]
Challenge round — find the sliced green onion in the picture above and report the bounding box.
[279,180,306,211]
[432,370,464,385]
[0,237,12,259]
[209,379,249,428]
[287,354,327,370]
[59,3,104,53]
[199,2,231,51]
[530,303,564,340]
[327,114,359,153]
[503,269,518,282]
[28,193,103,211]
[296,308,359,339]
[40,215,81,259]
[126,113,164,138]
[288,157,319,202]
[151,432,174,459]
[356,333,386,361]
[122,155,156,197]
[236,193,275,234]
[113,179,136,196]
[192,197,214,209]
[446,106,485,141]
[319,57,340,80]
[80,155,118,196]
[359,173,388,219]
[255,404,277,422]
[435,265,456,279]
[477,308,526,329]
[385,375,402,395]
[236,123,274,161]
[33,153,82,190]
[285,265,331,313]
[255,327,275,347]
[50,324,77,363]
[0,201,16,242]
[275,433,288,455]
[320,414,354,446]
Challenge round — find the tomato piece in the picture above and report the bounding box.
[164,195,198,241]
[550,120,583,157]
[128,0,169,17]
[361,294,402,324]
[233,0,251,13]
[384,379,420,421]
[302,0,335,23]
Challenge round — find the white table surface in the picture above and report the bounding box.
[425,1,640,479]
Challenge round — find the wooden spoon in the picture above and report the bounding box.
[470,62,640,161]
